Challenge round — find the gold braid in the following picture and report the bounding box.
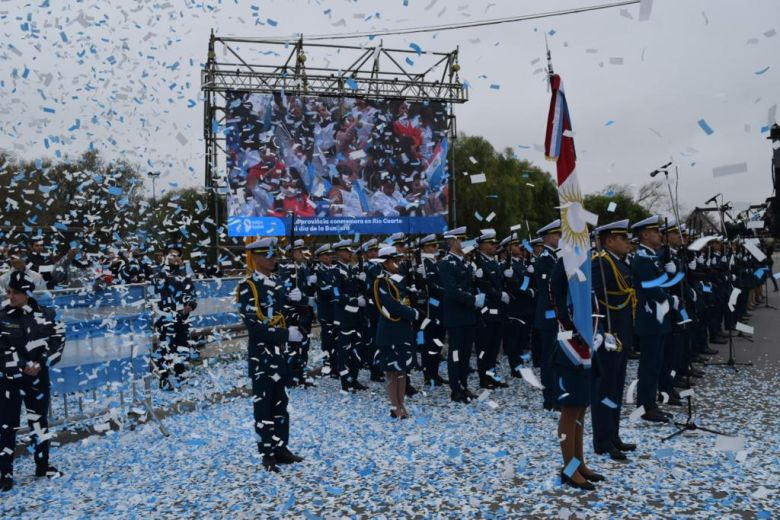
[236,278,287,328]
[373,276,403,322]
[593,251,637,317]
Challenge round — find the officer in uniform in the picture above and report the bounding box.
[1,271,65,492]
[418,233,447,386]
[332,239,368,392]
[373,246,419,419]
[630,216,673,423]
[439,227,483,403]
[314,243,338,377]
[590,220,637,460]
[533,219,562,410]
[152,243,198,390]
[527,237,543,367]
[237,238,304,472]
[500,232,536,377]
[278,239,317,387]
[473,230,509,388]
[658,220,686,407]
[360,238,384,382]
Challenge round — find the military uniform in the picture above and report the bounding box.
[473,230,508,388]
[373,267,418,373]
[419,234,447,386]
[152,248,198,389]
[237,238,303,471]
[500,233,536,376]
[0,272,65,489]
[314,244,338,376]
[359,239,384,382]
[630,217,672,422]
[438,227,480,402]
[278,239,316,387]
[533,220,562,410]
[590,220,636,458]
[332,240,367,391]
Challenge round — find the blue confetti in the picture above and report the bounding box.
[697,118,714,135]
[107,186,123,196]
[489,84,500,90]
[605,120,615,126]
[345,78,358,90]
[409,43,422,55]
[755,66,770,75]
[601,397,618,408]
[267,18,278,26]
[42,106,56,113]
[562,457,580,477]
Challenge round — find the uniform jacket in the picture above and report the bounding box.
[373,273,416,347]
[0,300,65,377]
[534,245,558,330]
[438,252,477,328]
[474,252,503,324]
[631,244,671,336]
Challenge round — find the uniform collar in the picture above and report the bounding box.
[252,270,273,283]
[638,243,656,255]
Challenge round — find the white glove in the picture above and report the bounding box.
[416,264,425,275]
[288,288,302,302]
[593,333,604,350]
[603,333,618,351]
[664,261,677,274]
[474,293,486,308]
[357,295,367,307]
[526,265,535,274]
[307,274,317,284]
[307,296,316,307]
[697,255,705,265]
[503,268,514,278]
[688,260,696,271]
[691,291,697,303]
[475,268,484,279]
[357,272,366,281]
[671,295,680,309]
[501,291,510,304]
[287,326,303,343]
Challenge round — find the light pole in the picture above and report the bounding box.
[147,170,160,204]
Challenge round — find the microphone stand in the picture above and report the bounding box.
[659,168,728,442]
[708,197,752,371]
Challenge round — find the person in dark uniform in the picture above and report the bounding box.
[314,243,338,378]
[473,230,510,389]
[528,237,543,367]
[1,271,65,492]
[550,256,604,491]
[439,227,483,403]
[152,244,198,390]
[590,220,637,461]
[237,238,304,473]
[278,239,317,388]
[360,239,385,382]
[418,234,448,387]
[534,219,562,410]
[373,246,419,418]
[630,216,673,423]
[332,239,368,392]
[500,232,536,377]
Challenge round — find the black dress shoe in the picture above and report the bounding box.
[450,391,470,403]
[1,477,13,492]
[465,389,479,401]
[710,337,727,345]
[370,375,385,383]
[276,448,304,464]
[642,409,671,423]
[352,381,368,391]
[627,351,641,360]
[582,471,606,482]
[560,471,595,490]
[436,376,449,385]
[673,380,691,390]
[596,447,627,461]
[510,370,522,378]
[700,347,719,355]
[406,383,419,396]
[479,379,498,389]
[35,465,63,478]
[262,455,280,473]
[666,396,683,406]
[615,440,636,452]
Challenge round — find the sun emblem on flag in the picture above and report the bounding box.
[558,181,590,253]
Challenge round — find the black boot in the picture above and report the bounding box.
[262,455,280,473]
[1,476,12,492]
[35,465,63,478]
[276,447,304,464]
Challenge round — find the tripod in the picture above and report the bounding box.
[662,392,726,442]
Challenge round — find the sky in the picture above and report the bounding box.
[1,0,778,213]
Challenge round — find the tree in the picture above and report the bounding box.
[451,135,559,240]
[1,149,146,252]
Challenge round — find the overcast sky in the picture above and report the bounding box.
[1,0,778,213]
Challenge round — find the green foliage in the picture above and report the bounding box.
[0,149,146,250]
[451,135,559,239]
